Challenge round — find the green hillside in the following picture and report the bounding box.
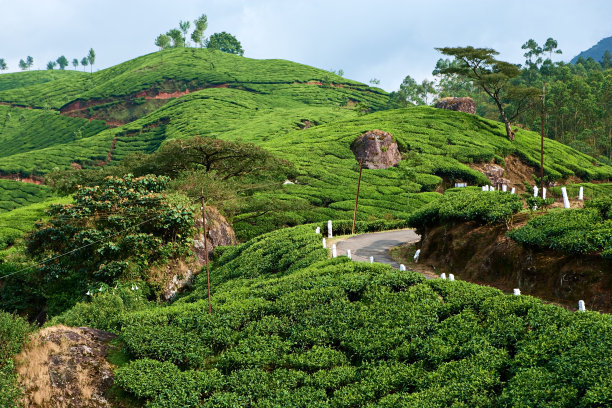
[0,179,54,214]
[0,69,86,92]
[571,35,612,63]
[53,225,612,407]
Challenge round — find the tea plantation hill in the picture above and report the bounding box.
[1,48,612,241]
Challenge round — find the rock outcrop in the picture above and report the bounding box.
[481,163,511,188]
[17,326,117,407]
[434,97,476,114]
[193,206,236,264]
[351,130,401,169]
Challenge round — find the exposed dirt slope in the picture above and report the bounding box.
[417,221,612,312]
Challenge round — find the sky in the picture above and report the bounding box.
[0,0,610,92]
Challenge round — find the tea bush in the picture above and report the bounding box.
[110,225,612,407]
[0,311,33,408]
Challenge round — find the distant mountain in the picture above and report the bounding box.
[571,35,612,63]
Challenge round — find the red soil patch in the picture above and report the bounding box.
[0,173,44,185]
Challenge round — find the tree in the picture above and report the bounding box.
[166,29,185,48]
[72,58,79,69]
[179,20,190,45]
[18,59,27,70]
[87,48,96,73]
[206,32,244,56]
[46,61,57,70]
[369,78,380,85]
[26,56,33,70]
[436,46,540,140]
[56,55,69,70]
[26,174,194,316]
[0,58,7,71]
[81,57,89,71]
[191,14,208,48]
[601,50,611,69]
[542,37,562,62]
[420,79,436,105]
[155,33,171,50]
[521,39,543,69]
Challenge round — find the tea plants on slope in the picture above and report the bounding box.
[0,311,33,408]
[106,225,612,407]
[508,197,612,257]
[0,179,55,214]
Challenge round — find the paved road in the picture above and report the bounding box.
[335,229,420,268]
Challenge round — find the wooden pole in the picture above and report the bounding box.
[352,161,363,235]
[201,191,212,314]
[540,82,545,191]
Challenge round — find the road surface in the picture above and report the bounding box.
[335,229,420,268]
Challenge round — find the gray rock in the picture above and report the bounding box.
[351,130,401,169]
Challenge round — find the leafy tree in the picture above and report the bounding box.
[420,79,436,105]
[56,55,69,70]
[391,75,436,105]
[18,59,27,71]
[26,55,33,69]
[432,58,480,98]
[87,48,96,73]
[72,58,79,69]
[179,20,190,45]
[191,14,208,48]
[46,61,57,70]
[0,58,7,71]
[166,28,185,48]
[369,78,380,85]
[80,57,88,71]
[602,50,611,69]
[542,37,562,61]
[206,32,244,56]
[155,33,171,50]
[25,174,195,316]
[435,46,540,140]
[521,39,543,69]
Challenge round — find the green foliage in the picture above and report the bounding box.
[0,179,55,214]
[109,225,612,407]
[0,311,33,407]
[24,174,195,316]
[206,32,244,56]
[508,197,612,256]
[408,189,523,229]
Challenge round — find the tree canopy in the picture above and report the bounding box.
[207,32,244,56]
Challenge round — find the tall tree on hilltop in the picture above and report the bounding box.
[46,61,57,70]
[179,20,190,45]
[436,46,540,141]
[72,58,79,69]
[206,32,244,56]
[602,50,612,69]
[87,48,96,73]
[80,57,88,72]
[0,58,7,71]
[26,56,33,70]
[18,59,27,70]
[543,37,562,62]
[155,34,171,50]
[167,29,185,48]
[56,55,69,70]
[191,14,208,48]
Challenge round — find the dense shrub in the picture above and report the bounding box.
[111,225,612,407]
[508,197,612,257]
[408,189,523,229]
[0,311,33,408]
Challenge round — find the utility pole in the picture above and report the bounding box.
[201,191,211,314]
[540,82,546,192]
[352,160,363,235]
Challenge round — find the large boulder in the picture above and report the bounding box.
[434,97,476,114]
[193,206,236,264]
[351,130,401,169]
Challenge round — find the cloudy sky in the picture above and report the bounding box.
[0,0,610,91]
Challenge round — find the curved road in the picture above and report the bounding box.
[335,229,420,268]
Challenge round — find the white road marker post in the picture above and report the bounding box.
[482,186,487,191]
[579,186,584,201]
[315,226,320,234]
[369,256,374,263]
[332,244,337,258]
[448,274,455,281]
[440,273,447,280]
[322,238,326,248]
[327,220,333,238]
[414,249,421,263]
[502,184,507,192]
[561,187,571,209]
[399,264,406,271]
[533,186,538,197]
[513,289,521,296]
[578,300,586,312]
[542,188,547,200]
[511,187,516,194]
[347,249,352,260]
